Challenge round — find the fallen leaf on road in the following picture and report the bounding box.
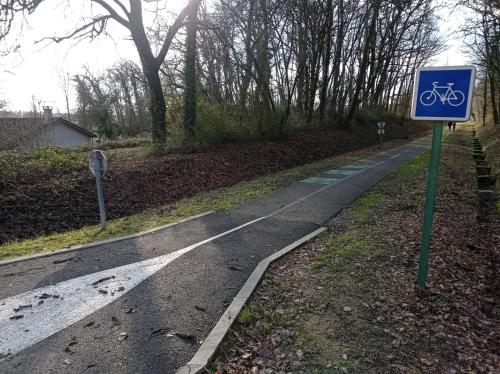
[9,315,23,320]
[39,293,58,299]
[149,328,171,339]
[53,258,72,264]
[92,276,115,286]
[173,332,197,345]
[13,304,32,313]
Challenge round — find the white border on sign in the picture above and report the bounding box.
[410,65,476,122]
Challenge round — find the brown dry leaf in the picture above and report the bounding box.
[420,357,433,366]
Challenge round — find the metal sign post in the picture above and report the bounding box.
[411,65,476,287]
[417,122,443,286]
[377,122,386,147]
[89,150,108,229]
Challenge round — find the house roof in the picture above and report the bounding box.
[0,117,97,150]
[54,118,97,138]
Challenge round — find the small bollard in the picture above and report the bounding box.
[89,150,108,229]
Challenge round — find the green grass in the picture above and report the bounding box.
[394,151,429,181]
[210,135,435,372]
[0,133,432,260]
[214,132,477,374]
[0,151,363,260]
[238,305,257,325]
[292,142,432,372]
[350,192,386,222]
[312,229,382,271]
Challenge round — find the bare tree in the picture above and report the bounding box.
[460,0,500,125]
[1,0,202,145]
[58,68,72,121]
[3,0,446,143]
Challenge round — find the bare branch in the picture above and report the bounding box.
[35,15,112,44]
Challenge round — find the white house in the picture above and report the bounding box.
[0,107,97,150]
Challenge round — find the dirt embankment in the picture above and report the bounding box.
[0,121,430,244]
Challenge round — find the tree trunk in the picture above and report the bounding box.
[344,0,381,128]
[482,76,487,127]
[240,0,255,107]
[184,6,198,139]
[488,69,500,125]
[319,0,333,124]
[144,67,167,145]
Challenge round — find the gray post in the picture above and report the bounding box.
[90,150,107,229]
[95,154,106,228]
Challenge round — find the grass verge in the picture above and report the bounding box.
[213,126,499,373]
[0,142,391,260]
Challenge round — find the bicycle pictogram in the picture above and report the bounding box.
[419,82,465,107]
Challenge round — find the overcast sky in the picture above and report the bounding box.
[0,0,471,112]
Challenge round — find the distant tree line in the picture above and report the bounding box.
[72,62,150,139]
[1,0,443,146]
[461,0,500,126]
[185,0,442,134]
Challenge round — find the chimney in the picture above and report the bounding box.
[43,106,53,123]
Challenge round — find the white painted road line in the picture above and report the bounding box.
[176,227,327,374]
[0,152,399,360]
[390,153,402,159]
[0,158,381,359]
[0,216,266,359]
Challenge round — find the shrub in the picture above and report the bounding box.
[195,100,255,145]
[165,96,305,149]
[0,146,86,178]
[353,106,398,127]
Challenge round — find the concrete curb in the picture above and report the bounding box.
[176,226,327,374]
[0,211,215,266]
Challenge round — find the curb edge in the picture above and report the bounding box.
[176,226,327,374]
[0,211,216,266]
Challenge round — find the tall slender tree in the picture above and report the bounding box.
[183,1,201,139]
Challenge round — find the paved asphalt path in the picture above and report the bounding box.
[0,135,432,373]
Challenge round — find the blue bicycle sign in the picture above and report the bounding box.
[411,66,476,121]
